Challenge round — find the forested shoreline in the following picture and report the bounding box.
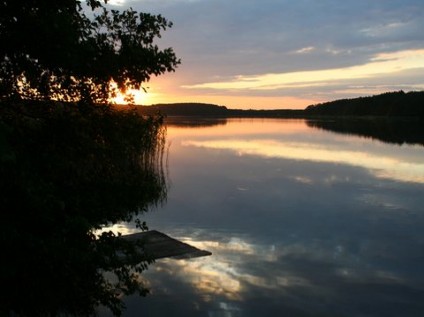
[304,91,424,117]
[137,90,424,119]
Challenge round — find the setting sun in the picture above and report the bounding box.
[112,88,150,105]
[109,81,152,105]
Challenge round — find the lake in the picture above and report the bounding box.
[99,118,424,317]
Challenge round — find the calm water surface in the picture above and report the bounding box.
[100,118,424,317]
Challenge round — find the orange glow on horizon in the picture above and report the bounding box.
[136,74,319,110]
[109,48,424,110]
[140,91,316,110]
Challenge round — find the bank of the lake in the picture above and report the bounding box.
[137,90,424,119]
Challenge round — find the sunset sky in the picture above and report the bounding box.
[107,0,424,109]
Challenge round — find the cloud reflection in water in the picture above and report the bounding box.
[127,230,423,317]
[183,139,424,183]
[101,119,424,316]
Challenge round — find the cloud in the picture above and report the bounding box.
[293,46,316,54]
[182,137,424,183]
[182,49,424,92]
[136,0,424,71]
[106,0,424,107]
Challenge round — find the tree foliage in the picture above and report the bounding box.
[0,1,178,315]
[0,0,180,103]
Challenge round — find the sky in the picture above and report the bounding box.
[107,0,424,109]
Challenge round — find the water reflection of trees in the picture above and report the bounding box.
[306,119,424,146]
[165,116,228,128]
[1,102,167,316]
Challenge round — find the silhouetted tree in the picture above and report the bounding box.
[0,0,180,104]
[0,1,178,315]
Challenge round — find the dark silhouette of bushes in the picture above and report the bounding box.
[1,102,167,316]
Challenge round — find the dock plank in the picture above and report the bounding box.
[121,230,211,260]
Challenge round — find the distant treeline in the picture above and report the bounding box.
[137,103,228,116]
[137,91,424,119]
[137,102,303,118]
[305,91,424,118]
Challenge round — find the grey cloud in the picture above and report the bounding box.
[124,0,424,76]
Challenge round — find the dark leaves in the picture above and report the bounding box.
[1,102,166,316]
[0,0,180,104]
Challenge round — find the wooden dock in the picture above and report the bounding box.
[122,230,212,260]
